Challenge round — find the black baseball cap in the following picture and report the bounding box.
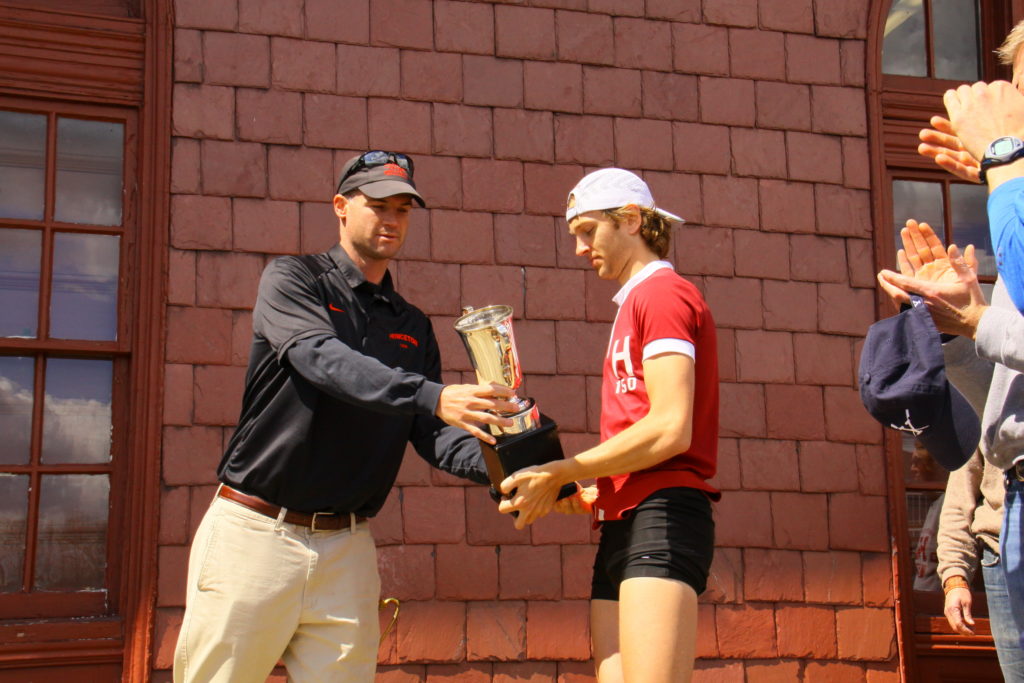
[336,151,425,207]
[858,297,980,471]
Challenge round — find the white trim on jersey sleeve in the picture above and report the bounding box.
[642,338,695,361]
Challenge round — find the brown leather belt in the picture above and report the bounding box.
[218,485,367,531]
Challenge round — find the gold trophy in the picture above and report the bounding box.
[454,305,576,503]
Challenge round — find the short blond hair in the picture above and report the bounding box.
[997,20,1024,66]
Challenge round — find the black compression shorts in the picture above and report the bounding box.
[591,486,715,601]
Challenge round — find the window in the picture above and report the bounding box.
[0,2,169,678]
[883,0,982,80]
[0,103,133,619]
[871,0,1014,678]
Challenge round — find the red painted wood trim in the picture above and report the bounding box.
[0,6,144,105]
[0,616,120,644]
[2,0,138,18]
[120,0,172,679]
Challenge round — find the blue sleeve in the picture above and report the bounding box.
[987,177,1024,314]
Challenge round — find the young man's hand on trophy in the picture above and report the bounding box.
[499,474,598,529]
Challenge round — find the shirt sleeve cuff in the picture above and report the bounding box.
[939,568,969,585]
[642,338,695,361]
[416,380,445,416]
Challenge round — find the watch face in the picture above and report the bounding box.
[993,138,1018,156]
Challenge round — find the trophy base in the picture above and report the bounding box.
[482,414,578,502]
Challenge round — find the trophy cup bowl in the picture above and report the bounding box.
[454,305,577,504]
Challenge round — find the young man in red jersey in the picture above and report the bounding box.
[498,168,719,682]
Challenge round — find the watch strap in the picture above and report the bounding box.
[980,138,1024,184]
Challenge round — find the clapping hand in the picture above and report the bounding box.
[876,220,987,337]
[918,116,982,184]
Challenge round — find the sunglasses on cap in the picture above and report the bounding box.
[336,151,415,193]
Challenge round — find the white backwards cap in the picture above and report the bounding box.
[565,168,685,224]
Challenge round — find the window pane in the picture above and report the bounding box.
[892,180,945,261]
[933,0,980,81]
[35,474,109,591]
[41,358,112,465]
[950,183,996,278]
[0,474,29,592]
[901,433,952,486]
[883,0,927,77]
[903,433,949,593]
[0,111,45,221]
[0,356,34,466]
[0,229,41,338]
[908,489,945,591]
[54,118,123,226]
[50,232,119,341]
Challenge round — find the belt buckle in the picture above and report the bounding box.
[311,511,336,532]
[1015,462,1024,483]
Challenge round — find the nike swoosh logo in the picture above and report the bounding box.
[328,303,345,313]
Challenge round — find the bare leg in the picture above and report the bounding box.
[591,598,624,683]
[618,576,698,683]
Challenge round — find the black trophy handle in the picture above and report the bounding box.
[488,485,504,504]
[557,481,580,500]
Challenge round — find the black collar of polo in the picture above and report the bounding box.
[327,244,400,313]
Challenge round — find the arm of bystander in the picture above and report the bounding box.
[937,453,985,636]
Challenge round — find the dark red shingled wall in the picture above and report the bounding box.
[154,0,895,680]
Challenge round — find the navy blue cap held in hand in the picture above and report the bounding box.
[858,296,980,471]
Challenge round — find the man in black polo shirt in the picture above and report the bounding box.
[173,151,517,683]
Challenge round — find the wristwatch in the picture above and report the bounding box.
[979,136,1024,184]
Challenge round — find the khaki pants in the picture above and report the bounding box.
[173,495,381,683]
